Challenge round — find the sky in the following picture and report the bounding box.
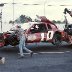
[0,0,72,22]
[0,0,72,32]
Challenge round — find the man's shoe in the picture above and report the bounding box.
[30,52,33,57]
[0,57,5,64]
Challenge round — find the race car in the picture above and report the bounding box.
[0,16,64,47]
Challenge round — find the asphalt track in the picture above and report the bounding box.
[0,42,72,72]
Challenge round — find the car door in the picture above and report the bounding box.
[26,22,51,42]
[45,24,54,42]
[40,23,54,42]
[26,24,41,43]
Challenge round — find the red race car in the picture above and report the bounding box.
[0,16,64,47]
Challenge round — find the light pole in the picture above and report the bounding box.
[44,0,47,16]
[0,3,4,32]
[12,0,14,25]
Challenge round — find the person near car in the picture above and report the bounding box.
[15,25,33,58]
[64,8,72,17]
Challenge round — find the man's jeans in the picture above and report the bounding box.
[19,35,32,56]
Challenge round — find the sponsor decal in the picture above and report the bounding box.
[27,35,36,41]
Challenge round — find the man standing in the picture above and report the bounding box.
[15,25,33,58]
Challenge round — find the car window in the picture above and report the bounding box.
[68,24,72,28]
[30,23,47,33]
[38,24,47,32]
[47,24,52,30]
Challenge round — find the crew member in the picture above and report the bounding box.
[15,25,33,58]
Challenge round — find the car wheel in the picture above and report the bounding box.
[52,34,61,46]
[8,34,19,46]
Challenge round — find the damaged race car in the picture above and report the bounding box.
[63,8,72,44]
[0,16,65,48]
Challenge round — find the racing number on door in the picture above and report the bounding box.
[47,31,54,40]
[41,31,54,41]
[41,33,44,41]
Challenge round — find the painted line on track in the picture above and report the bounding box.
[18,51,71,55]
[38,52,65,54]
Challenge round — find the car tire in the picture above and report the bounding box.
[52,34,61,46]
[8,34,19,46]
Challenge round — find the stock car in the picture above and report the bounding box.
[0,16,65,47]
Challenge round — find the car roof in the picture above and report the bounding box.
[20,22,45,30]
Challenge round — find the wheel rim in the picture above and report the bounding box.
[52,34,61,45]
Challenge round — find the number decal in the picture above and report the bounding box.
[41,31,54,41]
[47,31,54,40]
[41,33,44,41]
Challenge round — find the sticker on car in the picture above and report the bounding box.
[27,35,37,41]
[41,31,54,41]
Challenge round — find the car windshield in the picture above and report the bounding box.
[10,22,35,31]
[21,22,34,30]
